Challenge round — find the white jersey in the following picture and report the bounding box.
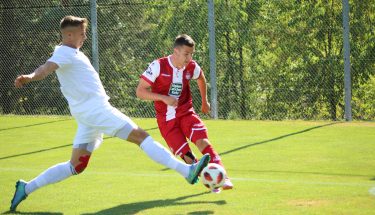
[48,45,109,114]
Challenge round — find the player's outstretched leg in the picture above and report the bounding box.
[9,150,89,211]
[10,180,28,212]
[138,135,210,185]
[186,153,211,184]
[122,127,211,184]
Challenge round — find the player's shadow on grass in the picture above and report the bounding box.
[2,211,62,215]
[218,121,375,179]
[159,122,341,172]
[81,191,225,215]
[0,119,72,132]
[219,122,341,156]
[0,127,158,161]
[245,168,374,178]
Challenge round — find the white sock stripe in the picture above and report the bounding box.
[175,142,188,156]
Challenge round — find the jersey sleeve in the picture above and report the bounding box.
[47,47,72,69]
[192,62,202,80]
[141,60,160,85]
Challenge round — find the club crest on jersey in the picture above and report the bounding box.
[185,73,191,80]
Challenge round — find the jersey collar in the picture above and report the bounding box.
[61,44,80,53]
[168,55,185,72]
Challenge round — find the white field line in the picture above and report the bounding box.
[1,167,374,188]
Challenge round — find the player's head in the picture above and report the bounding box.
[173,34,195,67]
[60,16,88,49]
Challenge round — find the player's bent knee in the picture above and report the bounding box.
[127,127,149,145]
[72,155,91,174]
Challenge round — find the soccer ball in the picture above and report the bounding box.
[200,163,226,190]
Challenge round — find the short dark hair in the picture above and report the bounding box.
[60,15,88,30]
[174,34,195,48]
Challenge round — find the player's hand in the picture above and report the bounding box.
[14,75,33,88]
[201,101,211,114]
[162,96,178,107]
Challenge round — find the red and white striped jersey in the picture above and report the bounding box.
[141,55,202,122]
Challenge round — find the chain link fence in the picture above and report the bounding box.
[0,0,374,120]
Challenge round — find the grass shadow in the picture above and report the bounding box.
[0,127,158,161]
[219,122,341,156]
[81,191,224,215]
[218,121,371,178]
[0,143,72,161]
[187,211,215,215]
[0,119,72,132]
[2,211,62,215]
[245,169,374,178]
[160,122,340,171]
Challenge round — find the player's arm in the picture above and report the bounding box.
[196,71,210,114]
[136,78,178,107]
[14,61,58,88]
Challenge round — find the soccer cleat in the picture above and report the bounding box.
[222,178,234,190]
[186,153,210,184]
[10,180,28,211]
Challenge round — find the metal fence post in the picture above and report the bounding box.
[208,0,218,119]
[90,0,99,73]
[342,0,352,121]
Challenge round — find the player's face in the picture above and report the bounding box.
[71,26,87,48]
[175,45,194,67]
[64,26,87,48]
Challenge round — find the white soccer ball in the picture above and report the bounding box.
[200,163,226,190]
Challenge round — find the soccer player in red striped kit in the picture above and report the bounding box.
[137,34,233,192]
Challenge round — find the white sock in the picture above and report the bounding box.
[25,161,75,195]
[140,136,190,178]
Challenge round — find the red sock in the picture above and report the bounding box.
[201,144,224,168]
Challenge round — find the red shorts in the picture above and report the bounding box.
[157,113,208,157]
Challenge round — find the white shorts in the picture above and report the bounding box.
[72,104,138,152]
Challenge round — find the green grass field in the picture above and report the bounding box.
[1,116,374,214]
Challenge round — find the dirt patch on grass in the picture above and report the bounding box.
[287,199,329,207]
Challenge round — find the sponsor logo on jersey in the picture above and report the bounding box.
[146,67,152,76]
[168,83,183,97]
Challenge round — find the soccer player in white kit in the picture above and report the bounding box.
[10,16,210,212]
